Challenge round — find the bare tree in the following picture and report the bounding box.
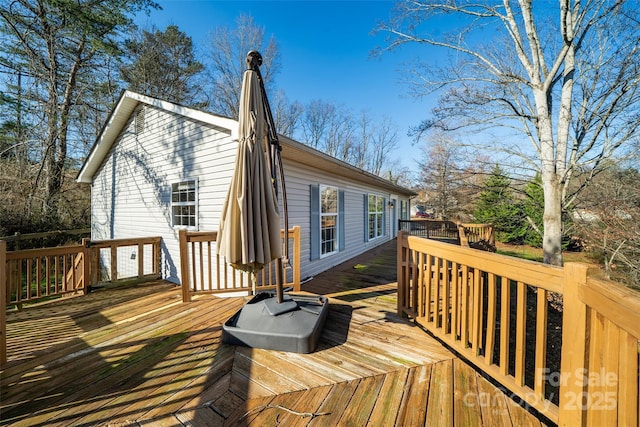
[324,105,355,161]
[574,165,640,287]
[381,159,415,188]
[0,0,157,223]
[378,1,640,265]
[419,133,466,219]
[301,99,335,149]
[369,115,399,176]
[351,110,373,170]
[272,90,303,138]
[298,100,402,178]
[205,14,280,119]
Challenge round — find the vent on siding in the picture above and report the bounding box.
[135,107,145,135]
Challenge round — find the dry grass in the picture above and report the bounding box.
[495,241,595,264]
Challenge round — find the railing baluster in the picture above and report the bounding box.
[416,251,424,317]
[484,273,496,365]
[190,241,197,291]
[471,267,482,354]
[451,261,459,339]
[534,288,548,399]
[198,241,204,291]
[442,259,450,333]
[515,281,527,386]
[461,264,469,347]
[36,257,42,298]
[499,278,511,376]
[434,256,441,326]
[216,251,222,291]
[425,254,433,321]
[45,256,51,296]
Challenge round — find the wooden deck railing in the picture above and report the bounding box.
[0,228,90,250]
[559,265,640,426]
[399,220,495,248]
[397,231,640,425]
[1,241,7,365]
[1,236,161,365]
[86,237,161,284]
[398,219,460,241]
[4,241,90,308]
[459,222,495,247]
[179,226,301,302]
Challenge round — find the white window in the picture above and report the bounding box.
[171,179,198,229]
[320,185,338,256]
[368,194,384,240]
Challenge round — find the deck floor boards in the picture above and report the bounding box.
[1,240,550,426]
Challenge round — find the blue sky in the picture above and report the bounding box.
[135,1,438,174]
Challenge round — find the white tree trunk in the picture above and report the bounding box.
[542,175,563,265]
[534,84,564,266]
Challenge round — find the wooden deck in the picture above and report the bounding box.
[1,240,549,426]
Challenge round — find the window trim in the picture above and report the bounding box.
[171,178,199,230]
[319,184,339,258]
[367,193,385,241]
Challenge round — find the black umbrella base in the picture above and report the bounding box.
[222,292,329,353]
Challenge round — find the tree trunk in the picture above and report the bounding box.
[542,175,563,265]
[535,87,564,266]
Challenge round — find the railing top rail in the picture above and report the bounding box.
[0,228,90,242]
[400,232,564,293]
[5,244,85,259]
[87,236,161,248]
[183,228,298,242]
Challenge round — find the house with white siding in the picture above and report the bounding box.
[77,91,415,285]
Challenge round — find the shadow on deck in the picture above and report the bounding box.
[1,239,550,426]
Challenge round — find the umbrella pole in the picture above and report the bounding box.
[252,273,257,295]
[275,258,284,303]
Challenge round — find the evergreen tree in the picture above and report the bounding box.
[120,25,204,106]
[521,174,544,247]
[474,165,523,243]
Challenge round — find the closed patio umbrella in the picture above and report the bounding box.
[217,50,287,303]
[219,51,328,352]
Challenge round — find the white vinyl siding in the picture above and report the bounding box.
[286,162,400,279]
[91,106,237,283]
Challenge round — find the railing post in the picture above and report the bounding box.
[110,245,117,284]
[458,224,469,247]
[82,238,91,294]
[1,240,7,366]
[154,238,161,278]
[397,231,406,317]
[558,262,589,426]
[488,223,495,245]
[137,242,144,279]
[178,230,191,302]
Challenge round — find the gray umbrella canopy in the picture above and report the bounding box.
[217,59,282,273]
